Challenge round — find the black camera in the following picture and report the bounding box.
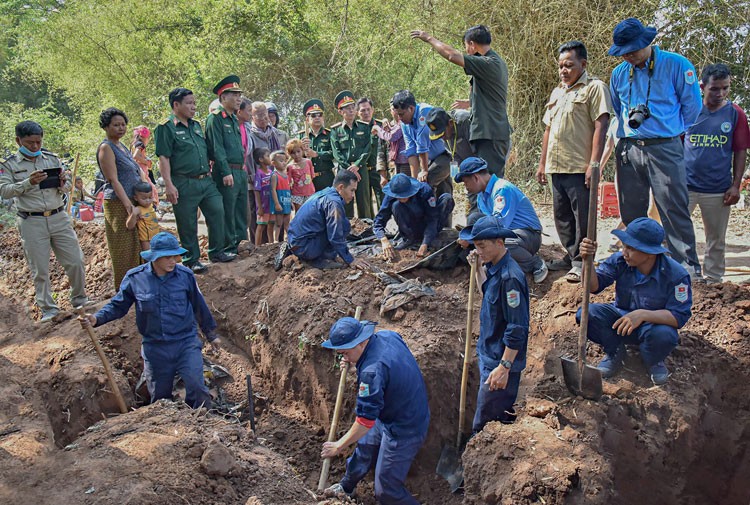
[628,104,651,129]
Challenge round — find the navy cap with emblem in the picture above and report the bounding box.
[213,75,243,96]
[459,215,517,243]
[322,317,377,350]
[454,156,489,183]
[425,107,450,140]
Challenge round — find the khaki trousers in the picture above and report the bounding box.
[688,191,731,282]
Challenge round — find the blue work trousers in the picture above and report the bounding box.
[392,194,454,243]
[340,421,426,505]
[291,235,338,262]
[576,303,679,367]
[472,361,521,433]
[141,336,212,409]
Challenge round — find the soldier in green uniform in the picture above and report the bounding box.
[298,99,335,192]
[357,97,389,215]
[205,75,248,254]
[154,87,236,273]
[0,121,91,322]
[330,90,372,219]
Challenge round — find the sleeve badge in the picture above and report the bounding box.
[358,382,370,397]
[675,283,688,302]
[507,289,520,308]
[428,196,436,207]
[684,70,696,85]
[493,194,506,214]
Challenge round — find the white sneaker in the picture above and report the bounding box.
[532,261,549,283]
[324,483,354,498]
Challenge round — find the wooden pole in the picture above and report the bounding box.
[318,306,363,491]
[457,260,477,447]
[66,153,80,216]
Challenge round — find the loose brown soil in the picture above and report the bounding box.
[0,222,749,505]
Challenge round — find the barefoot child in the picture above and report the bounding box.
[270,150,292,243]
[253,147,275,245]
[286,139,316,211]
[126,181,161,251]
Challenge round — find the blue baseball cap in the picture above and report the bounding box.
[612,217,669,254]
[608,18,657,56]
[321,317,377,350]
[459,215,516,243]
[382,173,421,199]
[140,232,187,262]
[454,157,488,183]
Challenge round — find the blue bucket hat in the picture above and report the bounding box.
[459,215,516,243]
[321,317,377,350]
[382,173,421,199]
[140,232,188,262]
[608,18,657,56]
[454,157,489,183]
[612,217,669,254]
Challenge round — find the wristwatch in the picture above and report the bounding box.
[589,161,601,168]
[499,359,512,370]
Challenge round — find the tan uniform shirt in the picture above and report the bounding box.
[0,151,70,212]
[542,72,612,174]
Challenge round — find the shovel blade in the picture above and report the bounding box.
[436,445,464,493]
[560,356,603,401]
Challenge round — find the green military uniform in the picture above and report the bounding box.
[205,76,248,253]
[365,117,389,213]
[0,151,88,315]
[154,114,227,265]
[299,127,335,191]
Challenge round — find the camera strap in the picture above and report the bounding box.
[627,50,656,111]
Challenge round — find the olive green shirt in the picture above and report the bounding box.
[154,115,211,177]
[365,119,388,171]
[298,127,335,173]
[463,49,512,142]
[0,151,70,212]
[205,106,244,178]
[330,120,372,169]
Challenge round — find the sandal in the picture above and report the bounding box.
[565,266,582,283]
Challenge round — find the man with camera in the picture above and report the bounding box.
[0,121,90,322]
[608,18,703,278]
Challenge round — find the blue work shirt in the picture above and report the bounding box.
[610,46,702,139]
[355,330,430,440]
[287,187,353,264]
[478,252,529,373]
[401,103,449,161]
[94,263,217,344]
[372,183,440,246]
[594,252,692,328]
[478,175,542,231]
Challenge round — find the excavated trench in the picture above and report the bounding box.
[1,224,749,504]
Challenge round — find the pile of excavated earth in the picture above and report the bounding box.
[0,221,748,505]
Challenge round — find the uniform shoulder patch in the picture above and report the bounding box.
[374,119,383,126]
[428,196,436,207]
[330,121,343,128]
[358,382,370,397]
[506,289,520,308]
[323,127,331,133]
[493,194,506,214]
[675,283,688,302]
[684,69,696,85]
[356,120,369,126]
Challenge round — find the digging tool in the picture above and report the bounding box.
[318,306,363,492]
[76,307,129,414]
[246,374,256,432]
[436,259,477,492]
[397,239,458,275]
[65,153,80,215]
[560,166,603,401]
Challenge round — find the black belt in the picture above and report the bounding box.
[228,163,244,170]
[624,136,677,147]
[18,205,65,218]
[181,173,210,180]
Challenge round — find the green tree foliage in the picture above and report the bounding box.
[0,0,747,185]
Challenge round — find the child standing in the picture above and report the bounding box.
[252,147,275,246]
[270,150,292,243]
[286,139,316,211]
[71,176,95,218]
[126,181,161,251]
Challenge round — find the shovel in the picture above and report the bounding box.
[317,306,363,492]
[397,239,459,275]
[436,259,477,492]
[560,165,603,401]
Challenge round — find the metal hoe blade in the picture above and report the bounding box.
[560,356,603,401]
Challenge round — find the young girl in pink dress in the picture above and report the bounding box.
[286,139,316,211]
[270,150,292,243]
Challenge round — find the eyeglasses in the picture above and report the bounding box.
[307,112,323,118]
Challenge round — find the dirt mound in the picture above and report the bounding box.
[1,223,749,505]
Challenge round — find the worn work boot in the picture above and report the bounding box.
[532,261,549,283]
[324,483,354,499]
[187,261,208,274]
[649,361,669,385]
[310,258,346,269]
[597,344,626,378]
[39,308,60,323]
[209,252,237,263]
[274,242,291,271]
[547,257,572,271]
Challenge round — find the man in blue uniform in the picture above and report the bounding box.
[460,215,529,432]
[79,233,220,408]
[577,218,692,385]
[276,170,367,270]
[455,157,548,283]
[320,317,429,505]
[608,18,702,278]
[374,173,454,260]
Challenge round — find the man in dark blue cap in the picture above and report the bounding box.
[455,156,548,283]
[577,218,692,385]
[373,173,454,260]
[320,317,429,505]
[608,18,702,279]
[79,232,220,408]
[460,215,529,432]
[278,170,368,270]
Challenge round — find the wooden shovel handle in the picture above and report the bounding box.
[578,166,600,386]
[66,154,80,215]
[318,306,363,491]
[457,260,477,448]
